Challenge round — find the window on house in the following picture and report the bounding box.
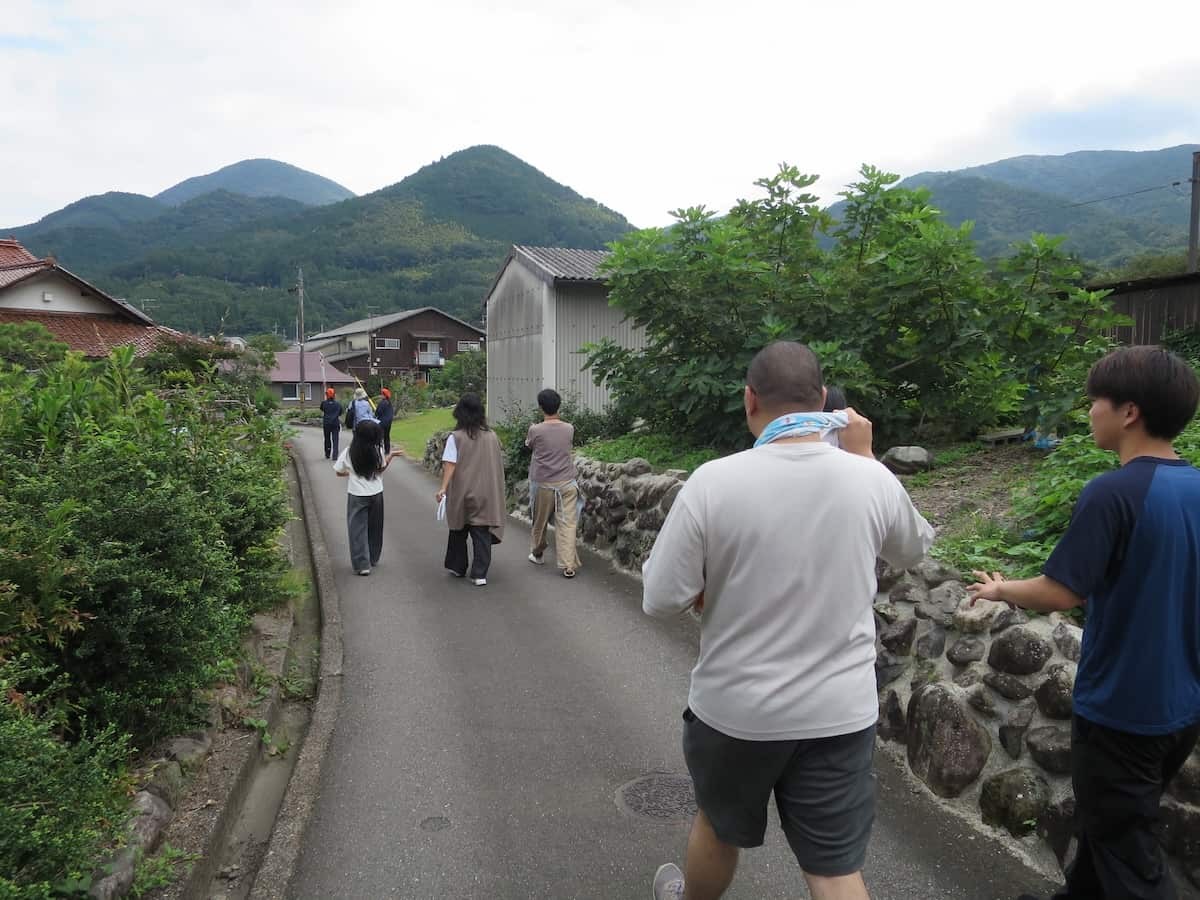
[457,341,481,352]
[376,338,401,349]
[281,383,313,400]
[418,340,441,354]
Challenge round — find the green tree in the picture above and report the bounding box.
[0,323,69,370]
[586,164,1125,448]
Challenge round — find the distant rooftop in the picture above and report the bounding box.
[308,306,484,341]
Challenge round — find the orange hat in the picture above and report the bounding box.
[325,387,335,398]
[381,388,391,399]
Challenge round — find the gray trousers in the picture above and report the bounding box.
[347,493,384,571]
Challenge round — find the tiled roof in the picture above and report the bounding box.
[0,260,52,289]
[513,246,610,282]
[0,310,188,358]
[268,351,356,384]
[0,239,39,267]
[308,306,484,341]
[0,239,154,326]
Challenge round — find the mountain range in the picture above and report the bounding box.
[6,148,633,336]
[4,144,1194,338]
[892,144,1197,263]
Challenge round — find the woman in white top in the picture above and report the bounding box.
[333,419,403,575]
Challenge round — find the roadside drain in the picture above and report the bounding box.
[615,774,698,823]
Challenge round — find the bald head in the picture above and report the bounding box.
[746,342,824,414]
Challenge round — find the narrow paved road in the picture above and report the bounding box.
[290,428,1058,899]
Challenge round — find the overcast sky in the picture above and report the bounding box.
[3,0,1197,229]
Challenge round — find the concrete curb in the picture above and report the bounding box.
[250,451,345,899]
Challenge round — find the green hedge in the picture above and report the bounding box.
[0,332,290,894]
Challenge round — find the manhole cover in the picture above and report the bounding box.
[420,816,451,832]
[616,774,697,823]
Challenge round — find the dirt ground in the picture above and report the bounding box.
[900,443,1042,531]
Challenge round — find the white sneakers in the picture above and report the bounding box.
[471,578,487,586]
[528,552,545,565]
[652,863,685,899]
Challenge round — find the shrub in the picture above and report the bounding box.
[0,659,130,899]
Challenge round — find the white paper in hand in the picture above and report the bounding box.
[436,495,447,522]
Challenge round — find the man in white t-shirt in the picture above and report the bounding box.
[644,342,934,900]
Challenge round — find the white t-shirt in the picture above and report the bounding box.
[442,434,459,464]
[643,441,934,741]
[332,446,385,496]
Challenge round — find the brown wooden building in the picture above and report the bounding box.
[1092,271,1200,345]
[306,307,485,383]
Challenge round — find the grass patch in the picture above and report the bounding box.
[904,442,985,489]
[579,433,720,472]
[390,407,455,456]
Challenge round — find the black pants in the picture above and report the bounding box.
[445,526,493,579]
[323,424,340,459]
[380,421,392,455]
[1053,714,1199,900]
[347,493,384,572]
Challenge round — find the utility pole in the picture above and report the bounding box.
[1188,150,1200,274]
[297,268,306,411]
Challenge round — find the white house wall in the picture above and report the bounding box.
[554,283,645,413]
[486,260,544,422]
[0,272,114,315]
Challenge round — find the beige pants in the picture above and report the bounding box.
[530,481,580,570]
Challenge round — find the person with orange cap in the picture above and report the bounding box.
[320,387,344,460]
[376,387,395,455]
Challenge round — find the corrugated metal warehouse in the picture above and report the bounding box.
[484,245,645,420]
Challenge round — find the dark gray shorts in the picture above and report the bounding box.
[682,708,876,876]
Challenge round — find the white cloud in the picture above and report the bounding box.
[2,0,1196,228]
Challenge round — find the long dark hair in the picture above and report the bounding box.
[349,419,384,478]
[453,392,488,439]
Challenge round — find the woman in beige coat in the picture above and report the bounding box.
[435,392,506,585]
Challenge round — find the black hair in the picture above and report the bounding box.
[823,384,847,412]
[1086,346,1199,440]
[453,392,489,438]
[348,419,384,479]
[537,388,562,415]
[746,341,824,412]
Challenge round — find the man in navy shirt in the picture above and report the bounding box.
[970,346,1200,900]
[320,388,343,460]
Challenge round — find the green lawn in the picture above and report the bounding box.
[391,407,455,457]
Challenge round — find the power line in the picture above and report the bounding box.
[1011,179,1189,221]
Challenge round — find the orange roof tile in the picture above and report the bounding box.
[0,310,189,358]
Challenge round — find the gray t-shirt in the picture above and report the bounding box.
[643,441,934,741]
[526,420,576,484]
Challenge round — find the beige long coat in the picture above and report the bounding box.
[446,428,506,543]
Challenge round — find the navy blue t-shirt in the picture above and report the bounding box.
[1043,457,1200,735]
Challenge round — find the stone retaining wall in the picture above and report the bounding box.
[423,433,1200,886]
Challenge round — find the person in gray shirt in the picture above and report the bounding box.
[526,388,581,577]
[645,342,934,900]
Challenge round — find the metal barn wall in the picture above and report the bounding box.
[486,261,545,422]
[554,283,646,413]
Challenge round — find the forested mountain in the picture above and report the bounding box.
[4,146,634,336]
[155,158,355,207]
[890,144,1196,264]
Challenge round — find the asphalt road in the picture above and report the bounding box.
[290,428,1059,899]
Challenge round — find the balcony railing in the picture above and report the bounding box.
[417,352,445,366]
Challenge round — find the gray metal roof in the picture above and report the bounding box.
[308,306,484,341]
[483,245,612,306]
[513,246,610,283]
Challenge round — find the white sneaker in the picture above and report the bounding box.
[528,552,545,565]
[471,578,487,586]
[652,863,684,900]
